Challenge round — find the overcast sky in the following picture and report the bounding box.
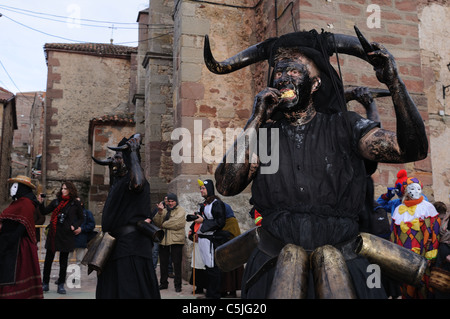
[0,0,150,95]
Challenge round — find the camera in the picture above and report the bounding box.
[40,193,46,198]
[186,212,199,222]
[58,212,66,224]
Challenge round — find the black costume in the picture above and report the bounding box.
[206,28,429,299]
[95,138,160,299]
[243,112,387,298]
[234,31,386,298]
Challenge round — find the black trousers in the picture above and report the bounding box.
[205,265,222,299]
[43,250,69,284]
[159,244,183,288]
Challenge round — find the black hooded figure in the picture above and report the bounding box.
[95,134,160,299]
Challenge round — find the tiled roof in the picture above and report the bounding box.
[88,113,135,144]
[91,113,135,124]
[44,43,137,59]
[0,87,14,102]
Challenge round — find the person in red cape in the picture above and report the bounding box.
[0,175,43,299]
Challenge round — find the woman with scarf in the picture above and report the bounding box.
[0,176,43,299]
[195,179,227,299]
[41,181,83,294]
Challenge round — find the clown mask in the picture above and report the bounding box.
[10,182,19,198]
[405,182,422,200]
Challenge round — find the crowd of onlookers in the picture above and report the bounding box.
[1,172,449,299]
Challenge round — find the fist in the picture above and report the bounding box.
[252,87,281,121]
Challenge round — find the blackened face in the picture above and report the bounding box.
[272,59,313,112]
[111,152,127,176]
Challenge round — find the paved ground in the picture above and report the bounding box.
[41,263,239,299]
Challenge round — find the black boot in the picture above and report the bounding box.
[57,283,66,294]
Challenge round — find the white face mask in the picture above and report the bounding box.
[10,183,19,198]
[405,183,422,200]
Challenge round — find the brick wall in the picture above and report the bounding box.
[270,0,433,199]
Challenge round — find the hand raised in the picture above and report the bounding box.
[252,87,281,121]
[367,42,398,86]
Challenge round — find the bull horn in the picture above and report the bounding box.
[107,144,129,152]
[204,34,276,74]
[326,32,368,61]
[92,156,113,166]
[204,26,372,75]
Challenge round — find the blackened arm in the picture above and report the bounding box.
[127,135,146,192]
[359,79,427,163]
[129,150,145,192]
[215,88,280,196]
[345,86,381,123]
[215,117,261,196]
[358,43,428,163]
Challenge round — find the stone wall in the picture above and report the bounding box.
[0,94,16,204]
[418,2,450,204]
[29,93,45,168]
[11,92,39,177]
[170,0,258,233]
[44,47,135,202]
[140,0,175,207]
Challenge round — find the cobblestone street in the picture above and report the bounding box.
[41,262,199,299]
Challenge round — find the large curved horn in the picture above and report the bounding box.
[204,26,372,75]
[203,35,275,74]
[325,32,368,61]
[107,144,129,152]
[92,156,113,166]
[107,133,141,152]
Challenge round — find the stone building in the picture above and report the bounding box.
[42,43,137,220]
[29,92,46,178]
[137,0,449,231]
[11,91,45,178]
[0,87,17,204]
